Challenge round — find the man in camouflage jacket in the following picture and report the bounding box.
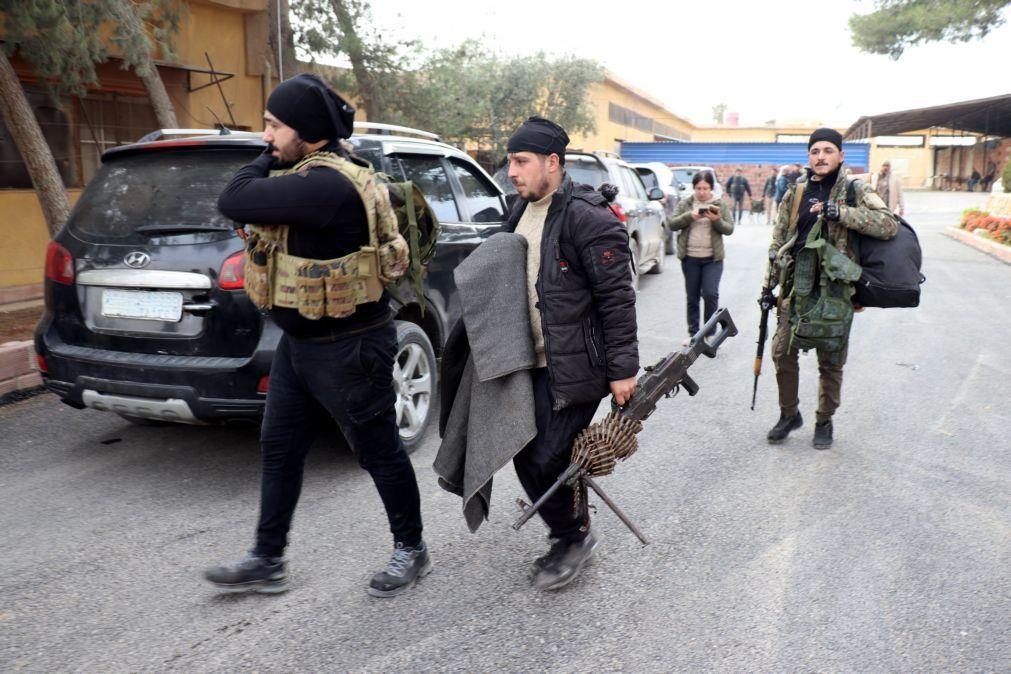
[762,128,897,450]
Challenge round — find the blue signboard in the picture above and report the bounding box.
[620,142,870,168]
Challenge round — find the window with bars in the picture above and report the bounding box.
[78,94,158,185]
[0,86,157,189]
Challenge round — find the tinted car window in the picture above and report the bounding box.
[391,155,459,222]
[67,149,252,244]
[566,156,608,188]
[348,139,384,171]
[450,159,505,223]
[623,167,648,200]
[673,169,699,186]
[636,169,659,191]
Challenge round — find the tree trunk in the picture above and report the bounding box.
[107,0,179,129]
[328,0,381,120]
[0,53,71,238]
[268,0,299,80]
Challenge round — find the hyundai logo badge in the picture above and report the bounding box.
[124,251,150,268]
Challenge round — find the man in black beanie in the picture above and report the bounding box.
[206,74,430,597]
[503,116,639,590]
[761,127,896,450]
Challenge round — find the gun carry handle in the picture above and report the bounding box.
[694,307,739,359]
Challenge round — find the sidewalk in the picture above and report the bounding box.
[0,287,44,404]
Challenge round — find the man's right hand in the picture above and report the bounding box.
[759,287,776,310]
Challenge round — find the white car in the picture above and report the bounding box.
[669,165,724,201]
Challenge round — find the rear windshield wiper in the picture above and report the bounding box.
[134,225,231,234]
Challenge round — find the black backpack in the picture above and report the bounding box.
[846,180,925,308]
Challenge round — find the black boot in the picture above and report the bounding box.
[767,411,803,444]
[204,552,288,594]
[368,541,432,598]
[530,530,598,591]
[813,420,833,450]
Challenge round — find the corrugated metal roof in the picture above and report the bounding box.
[620,142,870,167]
[845,93,1011,139]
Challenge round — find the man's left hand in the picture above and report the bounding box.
[824,202,841,221]
[610,377,637,406]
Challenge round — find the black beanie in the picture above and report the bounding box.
[808,127,843,151]
[507,116,569,163]
[266,73,355,142]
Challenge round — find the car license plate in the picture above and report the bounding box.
[101,289,183,322]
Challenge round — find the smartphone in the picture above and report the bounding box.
[697,207,710,215]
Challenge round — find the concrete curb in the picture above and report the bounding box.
[943,227,1011,265]
[0,340,41,398]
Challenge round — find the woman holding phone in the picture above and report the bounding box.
[666,170,735,341]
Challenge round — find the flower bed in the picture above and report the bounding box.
[960,208,1011,246]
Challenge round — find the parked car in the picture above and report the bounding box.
[564,152,667,288]
[670,165,724,202]
[492,152,665,288]
[34,122,509,451]
[630,162,679,255]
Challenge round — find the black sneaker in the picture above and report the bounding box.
[531,530,598,591]
[204,552,288,594]
[368,541,432,598]
[813,420,833,449]
[767,411,803,444]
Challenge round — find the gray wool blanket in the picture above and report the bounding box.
[433,233,537,532]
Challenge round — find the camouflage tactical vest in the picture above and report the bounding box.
[242,149,410,320]
[788,218,863,362]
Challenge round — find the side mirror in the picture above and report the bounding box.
[647,187,665,201]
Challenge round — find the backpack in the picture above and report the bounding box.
[335,145,441,314]
[846,180,924,308]
[380,178,440,313]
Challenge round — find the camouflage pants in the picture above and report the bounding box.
[771,300,848,423]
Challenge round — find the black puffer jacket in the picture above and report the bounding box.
[505,175,639,410]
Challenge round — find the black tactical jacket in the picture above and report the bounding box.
[505,175,639,410]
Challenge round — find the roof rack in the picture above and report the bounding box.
[136,127,246,143]
[353,122,441,142]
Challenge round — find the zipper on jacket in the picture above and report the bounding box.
[588,322,603,365]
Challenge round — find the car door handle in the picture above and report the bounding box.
[182,302,217,314]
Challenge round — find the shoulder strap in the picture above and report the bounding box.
[788,182,805,234]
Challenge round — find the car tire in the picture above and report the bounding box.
[628,237,640,292]
[393,320,437,454]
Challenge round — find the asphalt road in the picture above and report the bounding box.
[1,191,1008,672]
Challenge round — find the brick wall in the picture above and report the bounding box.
[705,162,867,200]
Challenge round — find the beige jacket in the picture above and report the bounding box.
[871,170,904,215]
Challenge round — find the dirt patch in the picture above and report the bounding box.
[0,306,43,343]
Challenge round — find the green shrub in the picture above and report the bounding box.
[1003,159,1011,193]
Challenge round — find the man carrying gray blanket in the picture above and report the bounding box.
[504,117,639,590]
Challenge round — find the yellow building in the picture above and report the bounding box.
[0,0,273,296]
[569,70,693,155]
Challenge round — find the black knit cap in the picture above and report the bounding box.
[266,73,355,142]
[808,127,843,151]
[507,116,569,163]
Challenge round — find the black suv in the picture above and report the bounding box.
[34,123,509,450]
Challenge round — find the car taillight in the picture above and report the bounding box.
[44,241,74,285]
[609,203,628,223]
[257,375,269,394]
[36,354,48,374]
[218,250,245,290]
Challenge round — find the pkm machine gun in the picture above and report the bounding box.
[512,308,738,543]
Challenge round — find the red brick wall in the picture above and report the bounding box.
[706,163,869,198]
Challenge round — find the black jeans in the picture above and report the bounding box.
[681,256,724,336]
[253,322,422,558]
[513,368,599,544]
[732,195,746,223]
